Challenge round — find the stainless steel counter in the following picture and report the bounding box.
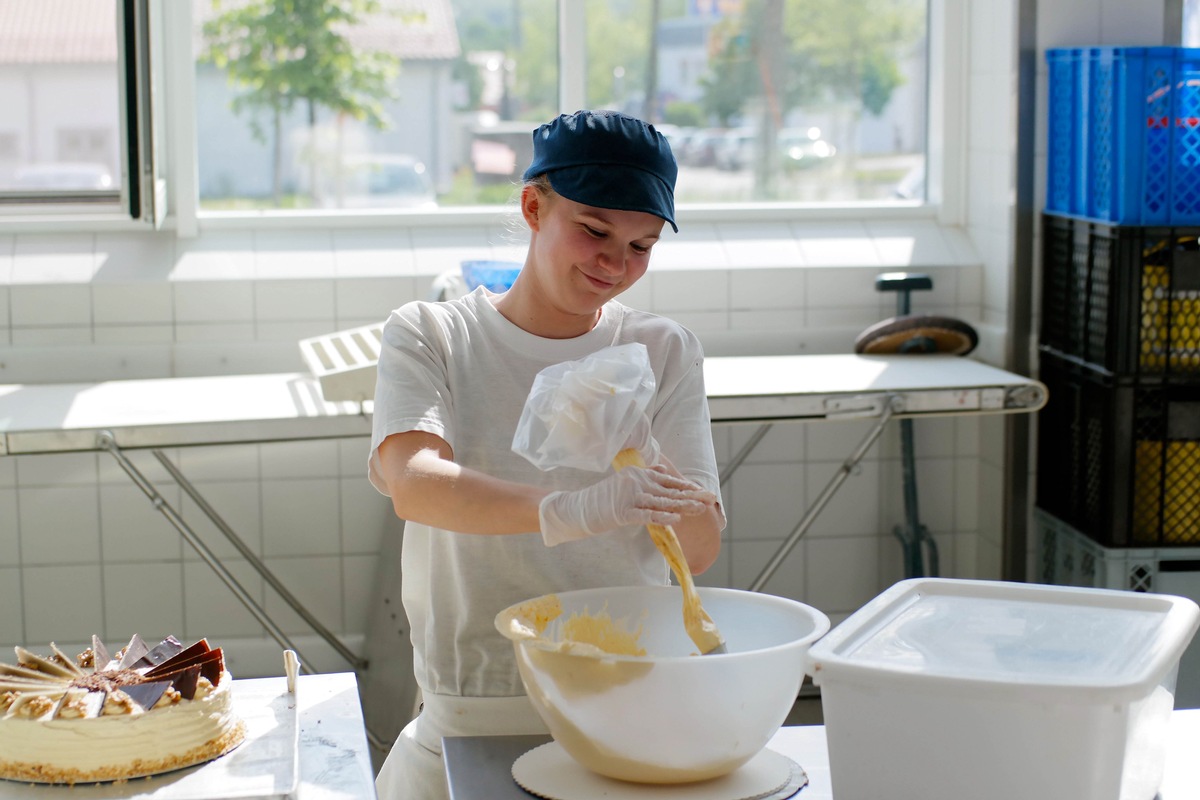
[443,708,1200,799]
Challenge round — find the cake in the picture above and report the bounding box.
[0,634,246,784]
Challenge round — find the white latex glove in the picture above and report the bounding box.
[539,466,714,547]
[622,412,661,466]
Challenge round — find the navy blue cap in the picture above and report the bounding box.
[523,110,678,232]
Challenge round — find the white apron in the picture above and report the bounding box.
[375,694,550,800]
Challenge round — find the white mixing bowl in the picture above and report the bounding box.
[495,585,830,784]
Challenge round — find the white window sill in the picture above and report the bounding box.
[0,204,976,286]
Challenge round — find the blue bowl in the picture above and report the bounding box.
[461,260,522,292]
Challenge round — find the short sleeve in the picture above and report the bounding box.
[368,303,456,495]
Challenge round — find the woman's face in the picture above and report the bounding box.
[522,186,665,319]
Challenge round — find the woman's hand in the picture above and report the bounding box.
[539,466,716,547]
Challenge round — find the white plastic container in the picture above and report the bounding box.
[805,578,1200,800]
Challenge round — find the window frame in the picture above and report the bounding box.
[0,0,964,236]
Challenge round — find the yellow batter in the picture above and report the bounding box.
[560,609,646,656]
[502,595,645,657]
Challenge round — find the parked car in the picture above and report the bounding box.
[320,154,436,209]
[662,126,698,161]
[714,129,757,171]
[779,127,836,171]
[680,129,725,167]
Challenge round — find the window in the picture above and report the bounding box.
[0,0,124,204]
[0,0,930,220]
[1186,0,1200,45]
[192,0,553,210]
[581,0,926,204]
[193,0,927,213]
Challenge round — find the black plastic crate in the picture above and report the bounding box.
[1040,213,1200,380]
[1037,352,1200,546]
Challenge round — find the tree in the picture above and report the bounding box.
[499,0,687,124]
[695,0,921,198]
[699,19,759,127]
[700,0,922,130]
[509,0,556,120]
[782,0,921,116]
[200,0,400,202]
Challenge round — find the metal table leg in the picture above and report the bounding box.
[96,431,367,672]
[747,396,901,592]
[719,423,774,488]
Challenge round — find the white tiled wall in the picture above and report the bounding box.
[0,216,995,672]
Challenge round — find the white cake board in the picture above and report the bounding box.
[512,742,807,800]
[0,679,298,799]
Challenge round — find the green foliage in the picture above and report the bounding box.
[583,0,651,110]
[200,0,401,144]
[860,49,904,116]
[663,101,705,128]
[511,0,558,119]
[699,0,924,127]
[438,168,521,206]
[699,17,760,126]
[782,0,923,109]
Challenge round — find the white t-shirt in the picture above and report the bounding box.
[369,287,724,698]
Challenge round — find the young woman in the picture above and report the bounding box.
[369,109,726,800]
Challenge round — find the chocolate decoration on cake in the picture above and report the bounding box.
[0,664,46,682]
[80,691,106,719]
[152,665,201,700]
[120,681,170,712]
[134,636,184,669]
[189,649,225,686]
[145,640,210,678]
[49,644,85,677]
[116,635,150,670]
[91,636,110,673]
[14,648,74,679]
[50,689,107,720]
[145,646,225,687]
[71,668,144,693]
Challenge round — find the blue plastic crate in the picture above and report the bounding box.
[1046,49,1083,216]
[1046,46,1200,225]
[460,260,521,292]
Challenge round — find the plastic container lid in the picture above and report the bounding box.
[806,578,1200,701]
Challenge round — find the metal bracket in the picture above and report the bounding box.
[1006,383,1047,409]
[824,394,899,418]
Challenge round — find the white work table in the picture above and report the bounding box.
[703,353,1044,422]
[0,354,1044,455]
[0,372,371,456]
[0,354,1046,672]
